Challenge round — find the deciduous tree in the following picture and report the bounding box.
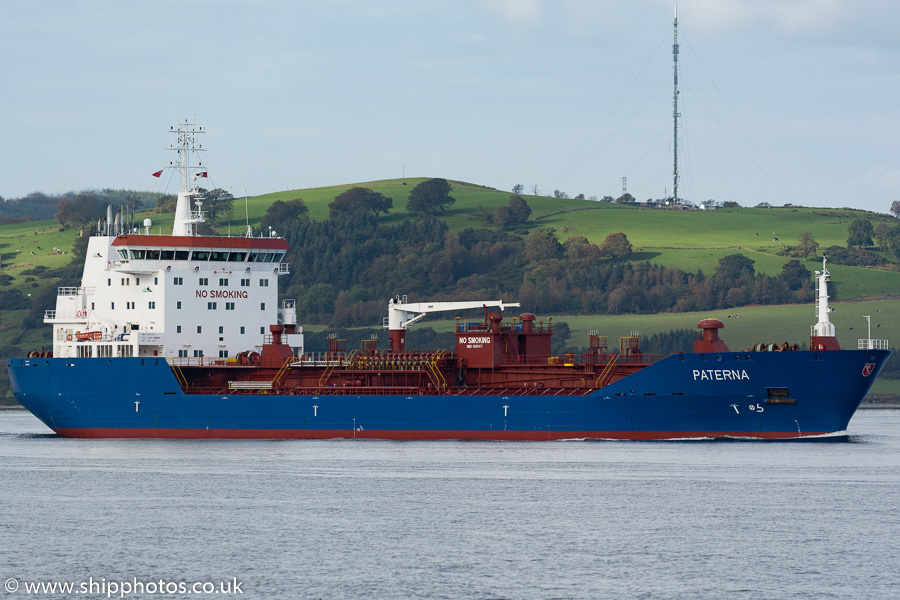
[261,198,309,232]
[406,178,455,215]
[885,224,900,257]
[599,232,633,259]
[524,228,563,262]
[155,194,177,213]
[329,187,392,218]
[876,222,890,251]
[716,254,755,282]
[198,188,234,228]
[796,231,819,259]
[780,259,811,290]
[493,194,532,228]
[847,218,874,248]
[55,193,106,228]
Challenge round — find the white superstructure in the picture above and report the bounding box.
[44,121,303,362]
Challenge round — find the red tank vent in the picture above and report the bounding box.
[520,313,536,333]
[694,318,729,353]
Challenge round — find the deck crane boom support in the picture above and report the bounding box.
[385,297,520,352]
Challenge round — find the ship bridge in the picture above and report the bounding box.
[46,232,295,360]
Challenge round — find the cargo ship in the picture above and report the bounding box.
[6,122,891,440]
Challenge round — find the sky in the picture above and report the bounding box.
[1,0,898,213]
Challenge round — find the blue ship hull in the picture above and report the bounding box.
[7,348,890,440]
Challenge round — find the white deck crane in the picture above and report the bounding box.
[385,296,520,352]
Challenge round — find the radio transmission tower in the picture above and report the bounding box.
[672,4,681,204]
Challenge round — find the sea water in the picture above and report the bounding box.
[1,409,898,599]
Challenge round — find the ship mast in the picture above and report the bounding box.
[672,4,680,205]
[169,119,207,236]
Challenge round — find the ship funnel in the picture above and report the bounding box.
[106,205,113,235]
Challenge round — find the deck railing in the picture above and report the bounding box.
[858,338,890,350]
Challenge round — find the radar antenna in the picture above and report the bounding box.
[168,119,208,236]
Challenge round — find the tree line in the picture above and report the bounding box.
[0,189,165,227]
[259,179,828,326]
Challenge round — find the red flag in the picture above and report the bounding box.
[196,171,208,178]
[152,170,163,178]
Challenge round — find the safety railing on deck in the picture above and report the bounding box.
[858,338,890,350]
[510,352,667,367]
[57,286,94,296]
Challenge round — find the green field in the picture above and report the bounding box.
[4,178,897,280]
[224,179,900,292]
[400,297,899,352]
[2,177,898,354]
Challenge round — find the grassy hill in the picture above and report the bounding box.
[3,177,899,304]
[2,177,899,402]
[218,177,900,289]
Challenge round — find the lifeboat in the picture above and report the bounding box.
[74,331,102,341]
